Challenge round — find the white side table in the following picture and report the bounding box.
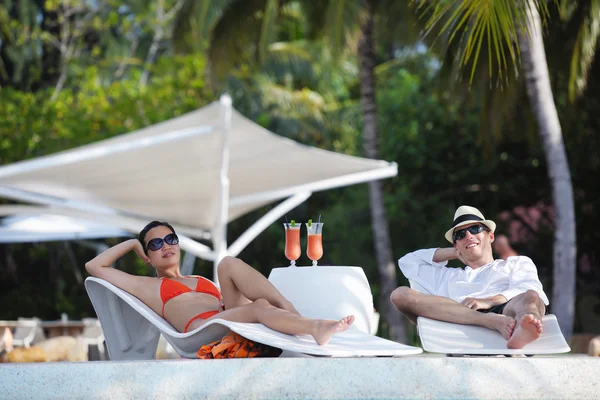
[268,266,375,334]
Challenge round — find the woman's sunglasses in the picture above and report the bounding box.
[453,225,490,242]
[147,233,179,252]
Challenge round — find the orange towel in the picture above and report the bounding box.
[196,331,281,359]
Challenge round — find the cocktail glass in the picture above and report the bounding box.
[306,222,323,266]
[283,223,301,267]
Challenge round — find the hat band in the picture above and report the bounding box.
[452,214,483,227]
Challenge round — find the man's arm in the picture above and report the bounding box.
[398,248,454,295]
[433,248,507,310]
[461,295,508,310]
[432,247,460,263]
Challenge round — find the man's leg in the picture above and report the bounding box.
[390,287,516,339]
[502,290,546,349]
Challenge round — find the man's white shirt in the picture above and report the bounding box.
[398,248,549,305]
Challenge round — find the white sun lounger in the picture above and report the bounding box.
[409,280,571,355]
[85,271,422,360]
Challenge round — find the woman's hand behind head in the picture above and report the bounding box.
[133,239,151,264]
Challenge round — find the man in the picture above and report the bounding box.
[391,205,549,349]
[493,234,519,260]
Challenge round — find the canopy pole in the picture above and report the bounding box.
[227,192,312,257]
[213,94,232,282]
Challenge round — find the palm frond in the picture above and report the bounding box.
[0,4,11,79]
[263,40,316,85]
[568,0,600,101]
[557,0,577,20]
[258,0,279,64]
[413,0,550,84]
[258,78,325,121]
[375,0,420,47]
[172,0,234,54]
[322,0,364,57]
[208,0,269,79]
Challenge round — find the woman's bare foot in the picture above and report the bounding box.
[312,315,355,345]
[507,314,543,349]
[485,314,516,340]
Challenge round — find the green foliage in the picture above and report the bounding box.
[0,55,212,164]
[0,53,213,319]
[557,0,600,102]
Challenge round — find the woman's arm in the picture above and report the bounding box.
[86,239,149,270]
[85,239,152,296]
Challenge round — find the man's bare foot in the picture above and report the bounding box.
[507,314,543,349]
[485,314,516,340]
[312,315,355,345]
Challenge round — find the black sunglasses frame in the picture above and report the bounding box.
[146,233,179,252]
[453,224,490,242]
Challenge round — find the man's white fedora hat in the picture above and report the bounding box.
[445,205,496,243]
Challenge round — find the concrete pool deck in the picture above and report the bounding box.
[1,355,599,399]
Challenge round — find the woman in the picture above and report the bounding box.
[86,221,354,345]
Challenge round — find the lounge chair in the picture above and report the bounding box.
[81,318,106,360]
[409,280,571,355]
[85,268,422,360]
[12,318,44,349]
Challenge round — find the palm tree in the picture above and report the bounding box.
[415,0,586,340]
[357,0,408,343]
[173,0,415,342]
[519,0,576,341]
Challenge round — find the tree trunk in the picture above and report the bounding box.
[358,0,407,343]
[519,0,576,340]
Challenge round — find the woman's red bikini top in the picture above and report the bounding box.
[159,276,221,317]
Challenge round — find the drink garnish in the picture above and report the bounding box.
[291,220,296,227]
[308,219,312,228]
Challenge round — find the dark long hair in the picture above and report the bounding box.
[138,221,176,254]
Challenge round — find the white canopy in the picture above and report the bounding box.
[0,211,131,243]
[0,95,397,275]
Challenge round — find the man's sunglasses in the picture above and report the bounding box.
[453,225,490,242]
[147,233,179,252]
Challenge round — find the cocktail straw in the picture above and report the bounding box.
[317,214,321,223]
[285,215,289,223]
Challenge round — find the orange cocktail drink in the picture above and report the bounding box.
[283,223,301,267]
[305,222,323,266]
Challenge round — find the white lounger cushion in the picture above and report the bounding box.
[408,279,570,355]
[268,266,375,334]
[85,276,422,359]
[417,315,571,355]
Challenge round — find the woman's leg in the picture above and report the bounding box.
[205,299,354,345]
[218,256,299,314]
